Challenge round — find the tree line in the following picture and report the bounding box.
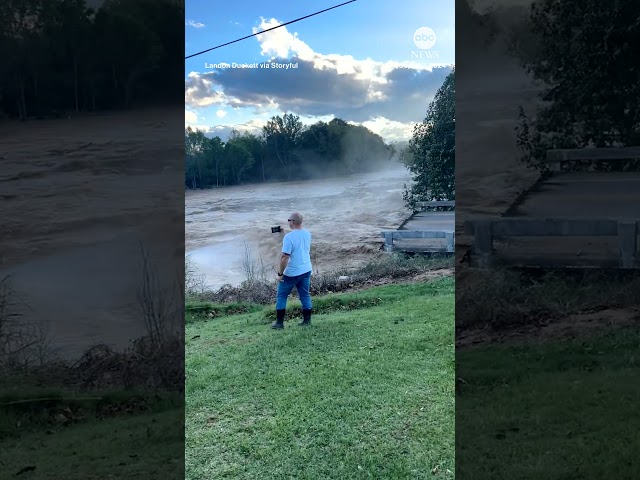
[185,114,396,188]
[0,0,184,120]
[401,71,455,207]
[494,0,640,171]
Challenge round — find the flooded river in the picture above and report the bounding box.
[185,165,413,290]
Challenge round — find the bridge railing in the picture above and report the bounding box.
[463,147,640,268]
[544,147,640,171]
[415,200,455,210]
[380,230,455,253]
[463,218,639,268]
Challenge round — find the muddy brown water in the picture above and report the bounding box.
[1,108,183,361]
[185,166,414,290]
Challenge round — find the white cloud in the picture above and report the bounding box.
[358,117,417,142]
[252,19,448,79]
[185,72,225,107]
[186,20,205,28]
[216,110,227,118]
[190,119,268,141]
[185,109,198,125]
[185,108,213,132]
[185,18,452,143]
[253,18,315,60]
[185,57,450,122]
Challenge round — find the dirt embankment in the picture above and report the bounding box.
[457,307,640,349]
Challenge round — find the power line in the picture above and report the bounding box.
[185,0,358,60]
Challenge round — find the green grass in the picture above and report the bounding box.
[0,408,184,479]
[457,328,640,479]
[0,385,184,478]
[186,302,264,323]
[185,278,455,479]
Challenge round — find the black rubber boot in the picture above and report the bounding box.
[299,309,312,326]
[271,309,285,329]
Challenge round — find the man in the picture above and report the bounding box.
[271,212,313,329]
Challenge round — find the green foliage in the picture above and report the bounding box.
[403,71,455,208]
[225,132,255,185]
[513,0,640,171]
[185,113,394,188]
[0,0,183,119]
[262,112,304,181]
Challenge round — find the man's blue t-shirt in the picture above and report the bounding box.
[282,229,312,276]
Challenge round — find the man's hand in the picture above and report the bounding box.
[276,274,284,283]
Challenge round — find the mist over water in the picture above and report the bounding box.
[185,166,413,290]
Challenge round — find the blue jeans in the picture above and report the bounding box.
[276,271,312,310]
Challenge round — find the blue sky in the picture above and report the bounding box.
[185,0,455,142]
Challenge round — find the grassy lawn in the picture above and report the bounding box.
[185,278,455,479]
[0,336,184,479]
[457,328,640,479]
[0,400,183,479]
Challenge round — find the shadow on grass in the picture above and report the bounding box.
[456,328,640,479]
[457,262,640,479]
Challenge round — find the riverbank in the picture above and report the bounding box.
[187,252,454,305]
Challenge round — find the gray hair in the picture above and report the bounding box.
[289,212,303,225]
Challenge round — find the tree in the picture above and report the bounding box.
[513,0,640,172]
[202,135,225,186]
[224,131,255,185]
[184,127,206,188]
[262,113,304,180]
[298,122,330,166]
[0,0,183,118]
[340,125,390,174]
[403,70,455,207]
[232,131,266,182]
[184,118,396,189]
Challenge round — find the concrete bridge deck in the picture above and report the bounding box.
[510,172,640,219]
[465,170,640,268]
[383,206,455,253]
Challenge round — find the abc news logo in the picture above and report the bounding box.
[412,27,439,59]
